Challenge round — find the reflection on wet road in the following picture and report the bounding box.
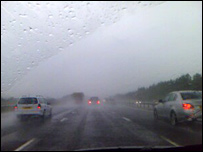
[1,103,202,151]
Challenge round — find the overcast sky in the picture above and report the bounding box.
[1,1,202,98]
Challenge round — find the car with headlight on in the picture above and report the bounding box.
[15,96,52,120]
[154,91,202,125]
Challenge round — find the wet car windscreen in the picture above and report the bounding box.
[181,92,202,100]
[90,97,99,101]
[18,98,38,104]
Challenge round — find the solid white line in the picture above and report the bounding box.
[14,138,36,151]
[122,117,131,122]
[160,136,181,147]
[60,118,68,122]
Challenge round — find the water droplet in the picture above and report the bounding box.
[19,14,27,17]
[59,47,63,51]
[48,15,53,18]
[23,29,27,33]
[18,43,22,47]
[8,83,11,86]
[49,33,53,37]
[46,2,50,7]
[29,27,33,32]
[71,16,76,20]
[27,67,30,70]
[31,61,35,65]
[64,5,69,10]
[36,3,40,6]
[85,31,89,35]
[37,49,40,52]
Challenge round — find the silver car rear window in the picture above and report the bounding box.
[18,98,38,104]
[181,92,202,100]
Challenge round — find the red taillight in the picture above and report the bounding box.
[37,104,41,109]
[182,103,194,110]
[97,101,100,104]
[88,100,92,104]
[14,105,18,109]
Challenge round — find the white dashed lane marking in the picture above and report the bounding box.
[122,117,132,122]
[14,138,36,151]
[160,136,181,147]
[60,118,68,122]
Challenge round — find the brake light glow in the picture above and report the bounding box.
[88,100,92,104]
[182,103,194,110]
[14,106,18,109]
[97,101,100,104]
[37,104,41,109]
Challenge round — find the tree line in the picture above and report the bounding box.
[114,73,202,102]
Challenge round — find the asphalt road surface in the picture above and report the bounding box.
[1,103,202,151]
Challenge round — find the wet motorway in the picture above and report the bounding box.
[1,103,202,151]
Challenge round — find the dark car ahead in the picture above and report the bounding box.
[88,97,101,105]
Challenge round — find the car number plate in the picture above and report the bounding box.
[22,107,32,109]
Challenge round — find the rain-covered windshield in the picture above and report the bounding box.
[1,1,202,151]
[181,92,202,100]
[90,97,99,101]
[18,98,38,104]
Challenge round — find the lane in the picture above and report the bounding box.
[78,105,171,150]
[1,103,76,137]
[28,104,89,151]
[1,103,202,151]
[26,104,172,151]
[112,104,202,146]
[1,103,80,151]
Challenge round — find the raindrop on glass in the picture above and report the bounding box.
[59,47,63,51]
[29,27,33,32]
[48,15,53,18]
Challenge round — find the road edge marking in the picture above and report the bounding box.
[14,138,36,151]
[160,136,181,147]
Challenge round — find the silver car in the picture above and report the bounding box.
[154,91,202,125]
